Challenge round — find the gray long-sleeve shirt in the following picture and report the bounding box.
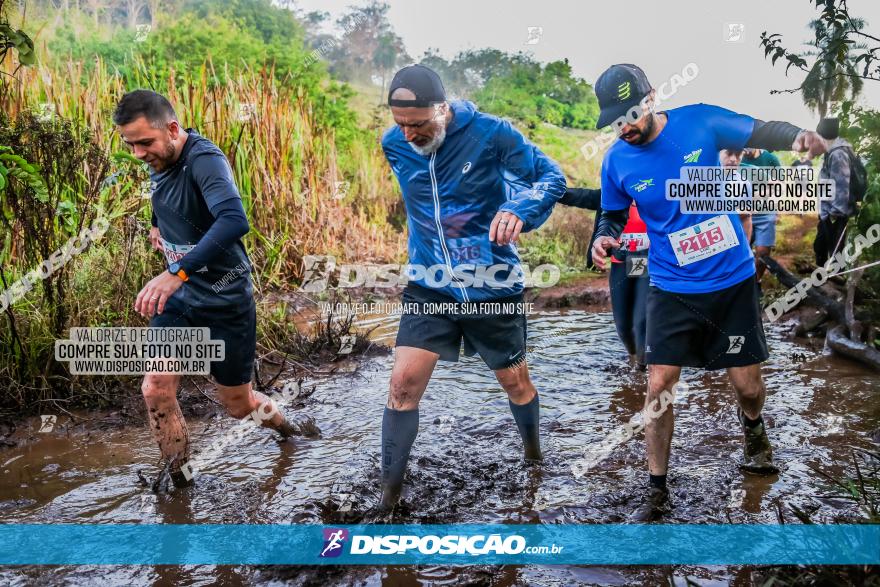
[820,138,853,220]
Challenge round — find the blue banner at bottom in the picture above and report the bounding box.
[0,524,877,565]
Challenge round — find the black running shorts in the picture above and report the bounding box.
[148,295,256,386]
[395,284,528,371]
[645,275,769,369]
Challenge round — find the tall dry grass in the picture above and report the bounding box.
[1,56,406,287]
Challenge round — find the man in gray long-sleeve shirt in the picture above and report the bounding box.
[815,118,853,267]
[114,90,310,489]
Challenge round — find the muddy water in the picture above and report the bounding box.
[1,309,878,586]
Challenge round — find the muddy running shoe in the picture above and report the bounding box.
[152,456,193,490]
[169,468,194,488]
[628,486,670,522]
[737,409,780,475]
[276,414,321,440]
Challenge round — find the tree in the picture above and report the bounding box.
[0,0,36,71]
[759,0,880,353]
[331,1,408,83]
[122,0,146,29]
[372,33,399,101]
[760,0,879,103]
[800,17,866,117]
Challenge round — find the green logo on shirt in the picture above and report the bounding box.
[630,178,654,192]
[683,149,702,163]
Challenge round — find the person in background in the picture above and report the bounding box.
[742,148,782,295]
[719,149,753,245]
[814,118,855,267]
[560,187,649,367]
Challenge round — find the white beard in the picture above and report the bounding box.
[408,125,447,156]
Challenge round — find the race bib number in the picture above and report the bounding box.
[667,215,739,266]
[446,235,492,266]
[160,238,195,266]
[620,232,649,252]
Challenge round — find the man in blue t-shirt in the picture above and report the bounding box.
[589,64,828,521]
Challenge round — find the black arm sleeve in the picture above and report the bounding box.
[559,187,601,210]
[745,120,803,152]
[151,210,158,228]
[177,198,250,274]
[593,207,629,241]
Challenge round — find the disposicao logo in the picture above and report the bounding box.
[320,528,348,558]
[350,534,528,555]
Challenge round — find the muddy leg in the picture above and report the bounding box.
[728,364,778,474]
[727,364,765,420]
[628,364,679,521]
[381,346,437,508]
[216,382,305,437]
[645,364,680,477]
[141,373,189,470]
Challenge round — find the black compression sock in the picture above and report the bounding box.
[741,412,764,429]
[380,407,419,507]
[509,394,542,460]
[649,474,667,490]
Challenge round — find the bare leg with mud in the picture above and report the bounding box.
[629,364,679,521]
[141,374,312,488]
[728,364,778,474]
[216,383,314,438]
[141,373,190,486]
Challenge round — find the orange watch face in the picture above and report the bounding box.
[176,269,189,282]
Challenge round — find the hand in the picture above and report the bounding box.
[591,236,620,271]
[135,271,185,318]
[792,130,827,159]
[489,211,524,246]
[149,227,164,253]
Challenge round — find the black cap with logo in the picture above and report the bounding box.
[388,64,447,107]
[594,64,653,129]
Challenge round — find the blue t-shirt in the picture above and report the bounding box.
[600,104,757,294]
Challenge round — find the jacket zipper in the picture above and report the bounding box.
[429,152,469,302]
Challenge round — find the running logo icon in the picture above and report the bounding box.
[618,81,631,101]
[627,256,647,277]
[301,255,336,293]
[727,336,745,354]
[38,415,57,433]
[320,528,349,558]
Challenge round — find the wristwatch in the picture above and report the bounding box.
[168,262,189,282]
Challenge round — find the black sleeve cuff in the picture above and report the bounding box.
[746,120,802,152]
[593,207,629,241]
[559,188,601,210]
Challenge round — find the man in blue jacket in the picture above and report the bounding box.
[379,64,566,508]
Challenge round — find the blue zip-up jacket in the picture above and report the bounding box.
[381,100,566,302]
